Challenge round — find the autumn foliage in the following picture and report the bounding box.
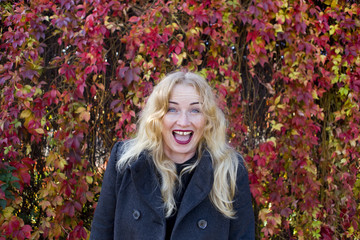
[1,0,360,239]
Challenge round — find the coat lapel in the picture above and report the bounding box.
[130,152,165,219]
[174,150,214,225]
[130,150,214,224]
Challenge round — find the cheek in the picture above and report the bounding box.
[161,116,172,132]
[195,117,206,131]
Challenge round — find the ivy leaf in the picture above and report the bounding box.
[80,111,90,122]
[129,16,140,23]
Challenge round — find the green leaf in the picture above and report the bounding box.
[0,199,7,209]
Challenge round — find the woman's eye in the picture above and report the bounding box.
[167,107,177,113]
[190,108,201,113]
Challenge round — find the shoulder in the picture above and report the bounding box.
[112,140,152,172]
[234,152,250,186]
[109,140,134,165]
[105,141,130,176]
[232,152,253,213]
[113,141,126,160]
[235,152,247,171]
[108,141,125,164]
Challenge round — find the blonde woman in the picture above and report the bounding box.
[90,71,255,239]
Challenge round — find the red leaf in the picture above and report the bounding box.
[117,66,128,78]
[19,168,31,185]
[8,216,21,234]
[90,85,97,97]
[63,202,75,217]
[217,84,227,97]
[74,201,82,211]
[125,69,134,86]
[257,157,266,167]
[246,31,259,43]
[65,184,72,197]
[110,81,123,95]
[17,225,32,240]
[0,74,11,85]
[128,16,140,23]
[172,54,178,65]
[73,222,87,239]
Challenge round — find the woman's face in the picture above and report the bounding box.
[161,83,206,163]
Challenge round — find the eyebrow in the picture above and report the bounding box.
[169,101,201,105]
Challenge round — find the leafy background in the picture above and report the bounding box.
[1,0,359,239]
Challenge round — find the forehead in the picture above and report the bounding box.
[169,84,201,103]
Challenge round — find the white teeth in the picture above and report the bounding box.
[174,131,192,135]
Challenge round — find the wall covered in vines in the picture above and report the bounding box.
[1,0,359,239]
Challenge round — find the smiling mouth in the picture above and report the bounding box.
[173,130,193,144]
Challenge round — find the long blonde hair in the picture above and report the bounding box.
[116,71,239,218]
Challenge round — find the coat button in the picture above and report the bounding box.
[132,210,141,220]
[197,219,207,229]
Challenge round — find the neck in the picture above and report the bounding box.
[164,150,196,164]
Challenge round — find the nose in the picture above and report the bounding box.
[176,112,190,127]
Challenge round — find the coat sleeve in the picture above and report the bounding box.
[90,141,123,240]
[229,155,255,240]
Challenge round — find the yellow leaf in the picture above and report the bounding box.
[3,207,14,218]
[80,111,90,122]
[57,172,66,180]
[134,54,144,63]
[350,139,356,147]
[26,144,32,155]
[75,107,86,114]
[53,224,62,238]
[267,137,277,147]
[291,129,299,136]
[277,104,286,109]
[272,123,283,131]
[54,196,63,206]
[276,13,285,24]
[274,95,281,105]
[273,213,282,225]
[41,117,46,127]
[212,50,218,58]
[347,226,354,237]
[331,0,338,8]
[320,55,326,64]
[86,176,93,184]
[55,157,67,170]
[274,24,283,33]
[139,43,146,53]
[20,109,32,119]
[312,90,319,100]
[259,208,271,222]
[133,95,139,105]
[42,220,51,228]
[35,128,45,134]
[46,151,56,166]
[329,25,336,35]
[35,87,42,96]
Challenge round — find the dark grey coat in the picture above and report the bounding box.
[90,142,255,240]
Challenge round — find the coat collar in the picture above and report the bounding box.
[130,149,214,222]
[130,151,164,219]
[174,150,214,225]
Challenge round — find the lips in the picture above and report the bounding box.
[173,130,193,144]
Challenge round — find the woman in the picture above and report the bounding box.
[90,71,255,239]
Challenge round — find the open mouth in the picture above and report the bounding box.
[173,130,193,144]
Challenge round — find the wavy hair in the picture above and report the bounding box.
[116,71,239,218]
